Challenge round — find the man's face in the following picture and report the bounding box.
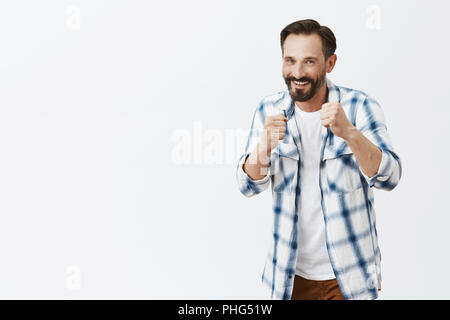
[282,33,327,102]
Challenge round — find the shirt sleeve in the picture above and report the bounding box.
[236,101,272,197]
[360,148,390,187]
[355,95,402,191]
[237,153,272,188]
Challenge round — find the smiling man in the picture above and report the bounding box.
[236,19,402,300]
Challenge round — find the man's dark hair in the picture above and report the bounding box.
[280,19,336,60]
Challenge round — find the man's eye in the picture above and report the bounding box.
[306,60,314,64]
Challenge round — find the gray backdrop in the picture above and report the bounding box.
[0,0,448,299]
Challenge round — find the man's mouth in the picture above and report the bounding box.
[292,80,310,87]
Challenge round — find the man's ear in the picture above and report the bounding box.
[326,54,337,73]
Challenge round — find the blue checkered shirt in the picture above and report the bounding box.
[236,78,402,300]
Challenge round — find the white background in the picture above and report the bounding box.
[0,0,448,299]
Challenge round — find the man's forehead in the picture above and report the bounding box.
[282,33,323,58]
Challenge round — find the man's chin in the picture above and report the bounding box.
[289,88,312,102]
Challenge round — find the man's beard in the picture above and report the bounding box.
[284,69,326,102]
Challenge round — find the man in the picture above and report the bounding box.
[236,19,402,300]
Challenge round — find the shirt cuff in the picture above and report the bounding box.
[361,149,390,187]
[237,153,272,185]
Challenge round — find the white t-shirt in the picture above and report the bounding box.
[294,106,336,280]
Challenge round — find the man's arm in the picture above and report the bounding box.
[243,142,270,181]
[236,102,288,197]
[236,103,272,197]
[321,96,402,190]
[343,127,382,178]
[353,96,402,190]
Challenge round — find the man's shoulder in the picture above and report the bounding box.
[260,90,289,106]
[335,83,371,102]
[254,90,290,116]
[334,83,383,121]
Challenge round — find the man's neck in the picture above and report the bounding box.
[294,83,328,113]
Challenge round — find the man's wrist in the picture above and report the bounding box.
[256,142,271,166]
[342,125,360,144]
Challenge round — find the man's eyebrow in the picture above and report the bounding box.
[283,56,318,60]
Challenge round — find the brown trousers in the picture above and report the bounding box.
[291,274,345,300]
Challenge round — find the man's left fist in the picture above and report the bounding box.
[320,102,355,139]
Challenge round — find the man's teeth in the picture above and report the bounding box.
[294,80,308,85]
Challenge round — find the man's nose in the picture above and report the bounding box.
[292,63,306,79]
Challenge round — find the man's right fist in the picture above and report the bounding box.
[259,113,289,155]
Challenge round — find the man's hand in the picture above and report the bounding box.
[243,113,288,179]
[320,102,354,139]
[259,113,288,157]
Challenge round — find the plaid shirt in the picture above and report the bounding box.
[236,78,402,300]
